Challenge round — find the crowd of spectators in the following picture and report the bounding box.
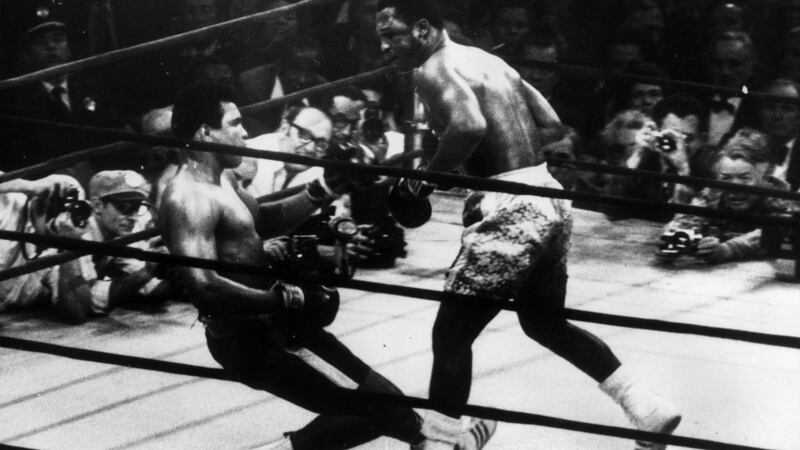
[1,0,799,322]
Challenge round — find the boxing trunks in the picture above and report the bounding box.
[444,164,572,300]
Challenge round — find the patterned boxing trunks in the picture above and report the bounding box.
[444,164,572,300]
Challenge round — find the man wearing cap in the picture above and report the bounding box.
[0,1,122,185]
[88,170,174,309]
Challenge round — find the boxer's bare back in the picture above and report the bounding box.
[411,36,561,177]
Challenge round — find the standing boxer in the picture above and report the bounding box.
[376,1,681,449]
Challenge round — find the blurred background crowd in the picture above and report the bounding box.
[0,0,798,324]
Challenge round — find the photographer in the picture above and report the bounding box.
[242,105,395,268]
[659,128,798,264]
[0,174,104,324]
[86,170,173,309]
[593,109,682,220]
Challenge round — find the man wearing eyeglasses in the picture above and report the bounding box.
[242,106,333,198]
[88,170,173,309]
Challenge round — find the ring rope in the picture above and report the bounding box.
[508,56,800,107]
[0,335,772,450]
[239,66,395,115]
[547,157,800,202]
[0,0,337,91]
[0,0,795,114]
[1,229,797,350]
[0,116,797,230]
[0,228,158,283]
[0,66,396,186]
[0,141,135,185]
[0,150,424,283]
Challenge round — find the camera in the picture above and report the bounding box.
[658,227,703,257]
[47,187,93,228]
[654,131,677,153]
[356,217,408,268]
[360,108,385,143]
[280,214,359,279]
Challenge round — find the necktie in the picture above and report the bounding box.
[50,85,71,116]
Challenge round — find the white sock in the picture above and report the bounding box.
[599,365,680,433]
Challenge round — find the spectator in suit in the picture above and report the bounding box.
[1,2,122,186]
[755,78,800,190]
[703,31,759,146]
[651,94,715,204]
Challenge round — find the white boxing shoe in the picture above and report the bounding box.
[455,418,497,450]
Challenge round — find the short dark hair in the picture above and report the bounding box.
[171,81,238,139]
[652,94,708,132]
[376,0,444,29]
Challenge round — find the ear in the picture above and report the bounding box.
[194,125,210,141]
[414,19,431,38]
[279,118,291,135]
[90,198,104,214]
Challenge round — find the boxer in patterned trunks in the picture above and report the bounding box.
[376,1,682,448]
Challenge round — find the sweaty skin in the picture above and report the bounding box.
[159,160,320,315]
[412,35,562,177]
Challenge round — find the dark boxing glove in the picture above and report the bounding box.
[388,178,433,228]
[275,281,340,329]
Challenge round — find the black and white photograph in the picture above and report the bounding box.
[0,0,798,449]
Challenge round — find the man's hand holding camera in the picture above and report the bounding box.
[654,129,690,176]
[46,211,86,239]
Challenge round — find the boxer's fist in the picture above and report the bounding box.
[275,282,340,328]
[388,179,432,228]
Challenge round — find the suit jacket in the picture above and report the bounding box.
[1,76,124,184]
[705,94,760,146]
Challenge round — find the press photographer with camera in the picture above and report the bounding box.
[0,173,104,324]
[594,109,686,220]
[242,103,402,269]
[659,128,799,264]
[86,170,174,309]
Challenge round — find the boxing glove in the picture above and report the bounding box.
[388,179,433,228]
[276,282,340,329]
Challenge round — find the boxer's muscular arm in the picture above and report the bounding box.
[417,70,486,173]
[520,79,565,142]
[226,170,319,239]
[256,191,321,238]
[162,192,284,314]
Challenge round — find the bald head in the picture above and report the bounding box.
[283,106,332,172]
[292,107,333,136]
